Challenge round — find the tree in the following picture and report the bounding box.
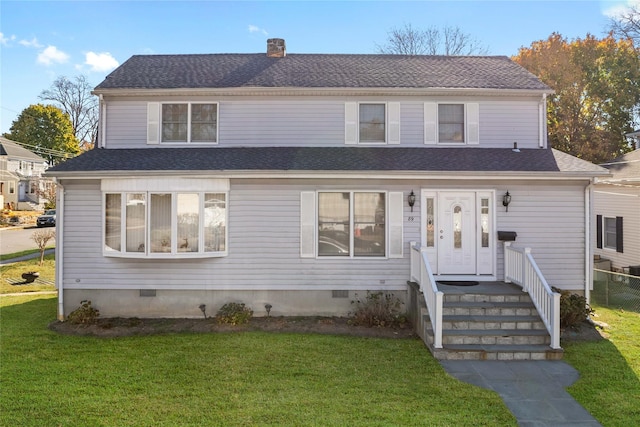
[513,33,640,163]
[31,229,55,266]
[609,3,640,45]
[376,23,488,55]
[3,104,81,165]
[39,75,98,150]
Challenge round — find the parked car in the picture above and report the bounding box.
[37,209,56,227]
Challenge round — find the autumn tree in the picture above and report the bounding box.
[3,104,81,165]
[376,23,488,55]
[39,75,98,150]
[514,33,640,163]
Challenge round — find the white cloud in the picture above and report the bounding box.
[19,37,43,48]
[84,51,119,72]
[37,45,70,65]
[0,32,16,45]
[248,25,268,36]
[603,0,640,18]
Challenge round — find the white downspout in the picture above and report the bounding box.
[584,179,595,303]
[99,94,106,149]
[539,93,547,148]
[56,181,65,320]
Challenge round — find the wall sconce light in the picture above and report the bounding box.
[408,190,416,212]
[502,191,512,212]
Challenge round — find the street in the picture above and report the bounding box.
[0,227,55,255]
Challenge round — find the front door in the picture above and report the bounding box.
[437,192,476,274]
[422,190,494,276]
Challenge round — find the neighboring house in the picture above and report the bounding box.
[48,39,608,335]
[594,134,640,274]
[0,137,49,210]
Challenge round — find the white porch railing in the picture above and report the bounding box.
[410,242,443,348]
[504,242,561,349]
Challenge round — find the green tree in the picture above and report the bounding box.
[513,33,640,163]
[3,104,81,165]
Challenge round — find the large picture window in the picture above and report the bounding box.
[104,191,227,257]
[318,192,385,257]
[161,103,218,143]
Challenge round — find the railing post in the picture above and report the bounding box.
[522,247,531,292]
[504,242,512,283]
[551,291,561,349]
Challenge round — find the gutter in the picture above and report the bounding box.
[56,181,65,320]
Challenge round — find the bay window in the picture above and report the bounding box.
[103,178,228,258]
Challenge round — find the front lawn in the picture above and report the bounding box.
[0,253,55,294]
[564,304,640,426]
[0,295,515,426]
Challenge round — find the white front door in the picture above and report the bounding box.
[437,192,476,274]
[422,190,494,276]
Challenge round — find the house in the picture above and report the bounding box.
[47,39,609,358]
[0,137,50,210]
[593,134,640,275]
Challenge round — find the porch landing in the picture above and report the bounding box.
[413,280,564,361]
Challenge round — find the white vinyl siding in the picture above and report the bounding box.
[103,98,543,149]
[593,186,640,271]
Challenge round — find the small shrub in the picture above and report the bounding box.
[349,291,407,328]
[553,287,593,328]
[216,302,253,325]
[66,300,100,325]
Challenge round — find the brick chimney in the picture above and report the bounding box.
[267,38,286,58]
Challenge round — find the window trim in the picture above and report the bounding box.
[316,190,388,259]
[159,102,219,144]
[437,103,466,144]
[602,215,623,253]
[424,102,479,145]
[358,102,387,144]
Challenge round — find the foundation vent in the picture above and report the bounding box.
[139,289,156,297]
[332,290,349,298]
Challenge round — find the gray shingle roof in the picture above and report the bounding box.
[0,137,46,162]
[47,147,606,176]
[600,149,640,181]
[95,54,551,91]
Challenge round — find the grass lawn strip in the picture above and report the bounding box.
[0,254,55,294]
[563,304,640,427]
[0,295,516,426]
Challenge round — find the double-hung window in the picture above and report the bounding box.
[160,103,218,143]
[345,102,400,145]
[424,102,479,145]
[438,104,465,143]
[103,178,228,258]
[359,104,386,143]
[597,215,623,253]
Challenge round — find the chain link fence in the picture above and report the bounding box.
[592,269,640,312]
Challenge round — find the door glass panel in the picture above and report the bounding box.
[481,198,489,248]
[426,198,435,247]
[453,205,462,249]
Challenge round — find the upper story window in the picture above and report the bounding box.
[438,104,465,143]
[161,103,218,143]
[359,104,386,143]
[424,102,479,145]
[345,102,400,145]
[597,215,623,253]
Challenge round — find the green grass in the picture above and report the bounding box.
[0,254,55,294]
[563,304,640,427]
[0,295,516,426]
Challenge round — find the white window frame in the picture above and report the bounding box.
[316,190,388,259]
[358,103,387,144]
[424,102,479,145]
[160,102,219,144]
[102,178,228,259]
[345,102,400,145]
[603,216,618,251]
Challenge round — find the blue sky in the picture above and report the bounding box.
[0,0,633,134]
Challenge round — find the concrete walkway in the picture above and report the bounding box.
[441,360,602,426]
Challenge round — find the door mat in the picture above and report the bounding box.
[437,281,479,287]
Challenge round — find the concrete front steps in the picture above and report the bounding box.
[418,283,563,361]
